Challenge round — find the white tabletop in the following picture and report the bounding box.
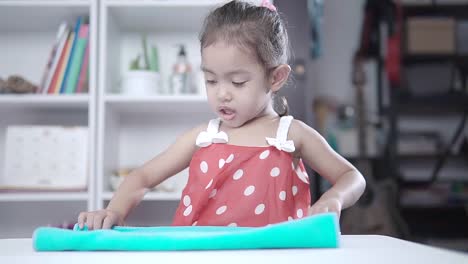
[0,235,467,264]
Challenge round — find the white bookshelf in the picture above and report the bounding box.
[0,0,98,238]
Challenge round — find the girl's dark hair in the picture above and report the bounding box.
[200,0,290,116]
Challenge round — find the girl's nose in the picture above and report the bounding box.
[217,86,232,102]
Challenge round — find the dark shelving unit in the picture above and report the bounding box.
[376,3,468,249]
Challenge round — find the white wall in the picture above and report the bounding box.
[312,0,377,110]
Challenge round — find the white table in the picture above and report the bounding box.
[0,235,467,264]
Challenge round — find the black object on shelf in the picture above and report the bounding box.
[381,91,468,115]
[402,4,468,19]
[369,1,468,243]
[403,54,468,65]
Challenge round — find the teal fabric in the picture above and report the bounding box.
[33,213,340,251]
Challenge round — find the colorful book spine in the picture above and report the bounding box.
[59,16,83,94]
[39,22,68,94]
[64,23,89,94]
[47,31,71,94]
[49,32,75,94]
[76,41,90,93]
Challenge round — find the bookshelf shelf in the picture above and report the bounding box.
[104,1,220,32]
[104,94,206,102]
[0,1,90,33]
[0,94,90,110]
[102,191,181,201]
[104,94,210,114]
[0,192,88,202]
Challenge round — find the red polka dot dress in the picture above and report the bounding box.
[172,116,311,227]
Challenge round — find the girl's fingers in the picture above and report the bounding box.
[86,213,95,230]
[102,215,114,229]
[77,212,87,229]
[93,213,105,230]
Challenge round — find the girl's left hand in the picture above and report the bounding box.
[308,196,342,219]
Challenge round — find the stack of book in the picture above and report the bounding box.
[38,16,90,95]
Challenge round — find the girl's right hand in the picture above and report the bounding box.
[77,209,124,230]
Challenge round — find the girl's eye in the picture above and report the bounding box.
[206,80,217,85]
[232,81,247,87]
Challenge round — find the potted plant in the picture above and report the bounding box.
[121,35,160,95]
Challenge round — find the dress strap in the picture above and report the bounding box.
[266,115,295,153]
[276,115,294,142]
[196,118,229,147]
[207,118,221,134]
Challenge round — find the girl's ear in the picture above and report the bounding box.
[270,64,291,92]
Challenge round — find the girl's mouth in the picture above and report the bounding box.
[218,107,236,121]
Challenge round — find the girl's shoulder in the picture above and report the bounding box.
[175,121,210,145]
[288,118,322,151]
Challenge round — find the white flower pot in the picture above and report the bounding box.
[121,70,160,95]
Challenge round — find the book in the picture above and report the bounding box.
[59,16,83,94]
[76,41,90,93]
[64,22,89,94]
[48,31,74,94]
[38,22,69,94]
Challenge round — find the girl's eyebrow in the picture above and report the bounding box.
[201,66,250,76]
[201,66,215,74]
[226,69,250,76]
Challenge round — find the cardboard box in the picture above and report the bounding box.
[407,17,456,54]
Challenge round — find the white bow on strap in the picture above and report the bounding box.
[196,130,229,147]
[266,137,295,153]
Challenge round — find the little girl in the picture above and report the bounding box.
[78,0,366,229]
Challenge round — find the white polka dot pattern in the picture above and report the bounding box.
[226,154,234,163]
[183,205,192,216]
[200,161,208,173]
[244,185,255,196]
[259,150,270,159]
[279,191,286,201]
[233,169,244,180]
[216,205,227,215]
[219,159,225,168]
[295,164,309,184]
[255,204,265,215]
[292,186,298,196]
[183,195,191,206]
[270,167,280,177]
[297,209,303,218]
[209,189,217,198]
[205,179,213,189]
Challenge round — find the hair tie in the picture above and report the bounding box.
[261,0,277,12]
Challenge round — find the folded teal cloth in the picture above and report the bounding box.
[33,213,340,251]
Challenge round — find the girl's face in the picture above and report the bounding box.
[201,41,275,128]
